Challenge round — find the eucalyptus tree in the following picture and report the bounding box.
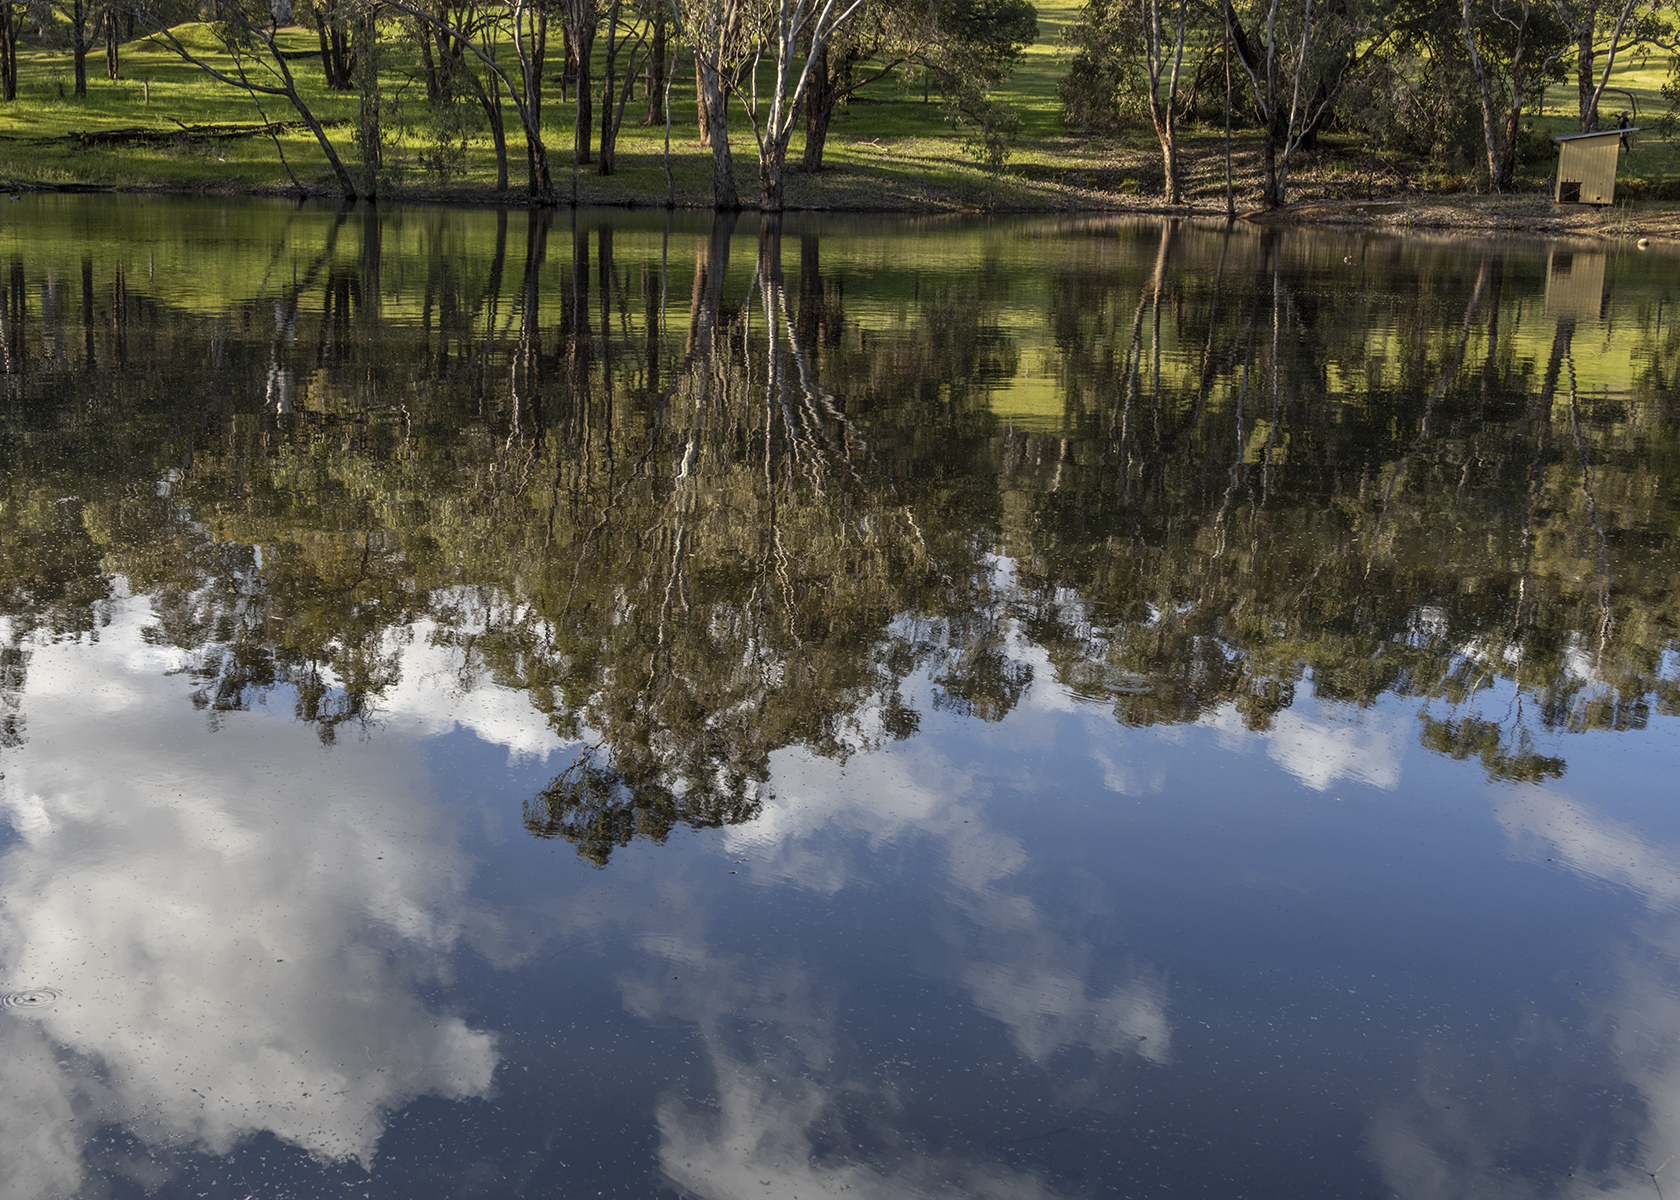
[1547,0,1661,130]
[737,0,872,209]
[101,2,122,78]
[0,0,25,100]
[297,0,356,87]
[50,0,94,96]
[380,0,558,200]
[557,0,595,164]
[595,0,652,173]
[672,0,743,206]
[411,0,514,189]
[1224,0,1388,205]
[801,0,1036,171]
[1060,0,1200,200]
[1460,0,1568,189]
[134,0,361,195]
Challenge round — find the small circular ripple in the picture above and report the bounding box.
[2,987,61,1012]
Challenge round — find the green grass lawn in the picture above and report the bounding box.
[0,6,1677,210]
[0,0,1115,208]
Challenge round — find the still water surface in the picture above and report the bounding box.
[1,196,1679,1198]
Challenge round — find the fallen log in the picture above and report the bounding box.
[51,118,349,147]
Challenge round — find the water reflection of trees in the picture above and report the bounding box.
[2,211,1678,859]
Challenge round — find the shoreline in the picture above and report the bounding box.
[6,174,1679,242]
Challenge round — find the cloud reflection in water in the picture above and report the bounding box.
[622,733,1170,1198]
[0,599,499,1198]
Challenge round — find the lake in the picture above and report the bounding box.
[1,195,1677,1199]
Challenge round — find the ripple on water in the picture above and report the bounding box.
[2,987,61,1013]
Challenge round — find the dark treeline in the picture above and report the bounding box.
[2,207,1677,862]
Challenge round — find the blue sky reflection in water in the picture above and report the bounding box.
[0,197,1678,1198]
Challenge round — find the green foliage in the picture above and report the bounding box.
[1056,0,1142,133]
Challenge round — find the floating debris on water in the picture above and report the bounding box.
[2,988,62,1012]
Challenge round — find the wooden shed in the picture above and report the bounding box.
[1554,128,1637,205]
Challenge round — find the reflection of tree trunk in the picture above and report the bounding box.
[643,260,661,392]
[486,208,508,339]
[80,257,94,368]
[597,224,614,404]
[0,258,23,376]
[1535,318,1571,419]
[1563,332,1613,660]
[568,217,592,415]
[111,262,126,365]
[1121,224,1174,476]
[517,209,550,431]
[686,214,735,356]
[1479,257,1504,412]
[796,234,822,347]
[1375,259,1489,541]
[359,204,382,322]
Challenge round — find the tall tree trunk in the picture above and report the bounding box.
[356,3,382,189]
[570,13,593,165]
[598,0,620,174]
[1145,0,1188,203]
[521,5,553,193]
[802,44,832,170]
[71,0,88,97]
[1,4,19,102]
[421,24,440,101]
[329,21,353,90]
[1497,21,1531,191]
[1576,0,1599,131]
[695,58,711,147]
[760,132,788,211]
[1462,0,1503,190]
[265,30,361,197]
[643,5,665,125]
[1260,122,1279,207]
[695,55,736,208]
[102,3,118,79]
[478,67,509,191]
[302,0,334,83]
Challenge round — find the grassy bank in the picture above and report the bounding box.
[3,5,1680,233]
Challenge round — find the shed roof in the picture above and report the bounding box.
[1554,128,1641,142]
